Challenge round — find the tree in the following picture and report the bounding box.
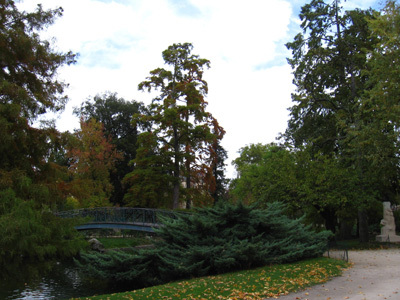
[230,143,369,234]
[66,118,122,207]
[122,132,173,208]
[210,139,228,204]
[231,143,299,211]
[356,0,400,202]
[0,2,86,265]
[284,0,384,241]
[284,0,375,153]
[295,147,371,234]
[0,187,86,274]
[134,43,224,209]
[0,1,75,175]
[74,93,144,205]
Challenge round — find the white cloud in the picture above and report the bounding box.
[17,0,380,178]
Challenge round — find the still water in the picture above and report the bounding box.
[0,260,124,300]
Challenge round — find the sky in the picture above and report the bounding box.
[19,0,380,178]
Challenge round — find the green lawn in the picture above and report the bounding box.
[72,257,349,300]
[97,237,151,249]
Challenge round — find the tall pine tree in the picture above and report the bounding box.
[129,43,224,209]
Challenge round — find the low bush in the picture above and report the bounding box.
[0,188,87,276]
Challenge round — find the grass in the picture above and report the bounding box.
[97,237,152,249]
[72,257,349,300]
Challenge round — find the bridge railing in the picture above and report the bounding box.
[55,207,181,227]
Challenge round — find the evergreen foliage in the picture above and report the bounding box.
[130,43,225,209]
[76,201,331,289]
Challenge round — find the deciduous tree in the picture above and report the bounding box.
[74,92,144,205]
[284,0,385,241]
[231,143,298,211]
[67,118,122,207]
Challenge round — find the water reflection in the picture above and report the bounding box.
[0,260,115,300]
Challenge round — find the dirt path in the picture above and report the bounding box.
[275,249,400,300]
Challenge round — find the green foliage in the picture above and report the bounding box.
[130,43,225,208]
[97,237,151,249]
[123,132,173,208]
[0,188,86,272]
[231,143,298,207]
[283,0,400,242]
[0,2,86,271]
[211,141,228,203]
[0,1,76,175]
[230,141,382,233]
[76,202,331,289]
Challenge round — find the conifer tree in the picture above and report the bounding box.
[132,43,224,209]
[76,201,331,288]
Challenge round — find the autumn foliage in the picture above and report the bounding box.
[66,118,122,207]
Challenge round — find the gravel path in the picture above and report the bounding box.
[275,249,400,300]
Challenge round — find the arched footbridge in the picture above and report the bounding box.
[56,207,181,232]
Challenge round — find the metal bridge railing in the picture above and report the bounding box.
[55,207,180,227]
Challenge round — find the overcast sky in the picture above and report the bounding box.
[19,0,380,178]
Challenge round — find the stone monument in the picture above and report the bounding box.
[376,201,400,242]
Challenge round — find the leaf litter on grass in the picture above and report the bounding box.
[75,257,349,300]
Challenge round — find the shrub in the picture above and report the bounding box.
[0,188,87,274]
[76,201,331,288]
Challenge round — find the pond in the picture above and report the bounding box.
[0,259,125,300]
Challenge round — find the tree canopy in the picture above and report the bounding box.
[0,1,85,267]
[127,43,225,209]
[281,0,400,241]
[0,1,76,176]
[74,93,143,205]
[66,118,122,207]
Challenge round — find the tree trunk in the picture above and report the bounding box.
[185,110,191,209]
[358,209,369,243]
[321,208,337,234]
[338,219,354,240]
[172,182,180,209]
[172,127,180,209]
[185,171,191,209]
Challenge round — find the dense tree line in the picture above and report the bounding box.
[2,0,398,272]
[0,1,227,268]
[231,0,400,242]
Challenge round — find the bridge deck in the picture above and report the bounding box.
[56,207,181,232]
[75,222,160,232]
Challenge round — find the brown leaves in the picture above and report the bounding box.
[104,257,348,300]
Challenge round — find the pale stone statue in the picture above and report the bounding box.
[376,201,400,242]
